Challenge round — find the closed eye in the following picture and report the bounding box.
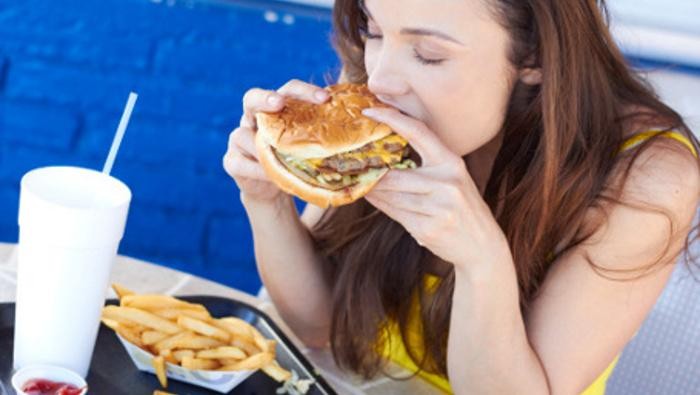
[413,50,445,66]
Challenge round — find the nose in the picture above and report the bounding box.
[366,48,410,99]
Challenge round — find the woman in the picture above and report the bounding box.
[223,0,700,393]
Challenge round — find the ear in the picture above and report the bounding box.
[519,67,542,85]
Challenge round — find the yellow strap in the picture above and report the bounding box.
[579,355,620,395]
[618,130,698,158]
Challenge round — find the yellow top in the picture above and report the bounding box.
[380,130,697,394]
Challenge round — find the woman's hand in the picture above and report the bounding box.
[362,107,510,269]
[223,80,330,205]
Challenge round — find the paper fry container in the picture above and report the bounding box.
[116,334,256,393]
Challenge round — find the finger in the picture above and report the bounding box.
[228,127,258,160]
[366,190,431,216]
[223,152,268,180]
[239,113,254,129]
[277,79,329,104]
[365,195,432,248]
[365,192,428,218]
[361,107,452,167]
[242,88,286,128]
[372,170,432,194]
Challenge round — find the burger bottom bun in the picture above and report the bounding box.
[256,131,388,208]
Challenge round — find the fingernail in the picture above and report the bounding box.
[268,94,282,106]
[362,108,377,117]
[314,90,328,102]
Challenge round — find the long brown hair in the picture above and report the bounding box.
[310,0,700,380]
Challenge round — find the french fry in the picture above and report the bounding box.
[172,349,195,363]
[101,317,146,347]
[142,330,170,346]
[181,356,220,371]
[121,294,205,311]
[152,355,167,388]
[265,340,277,355]
[125,323,150,333]
[219,352,274,371]
[153,391,176,395]
[101,317,148,334]
[177,316,229,342]
[261,361,293,382]
[175,334,225,350]
[112,283,135,299]
[250,328,276,355]
[196,346,246,360]
[230,337,260,356]
[154,332,194,353]
[151,308,211,321]
[116,325,144,348]
[217,358,244,366]
[102,306,181,334]
[155,332,224,353]
[213,317,255,339]
[101,317,120,331]
[159,349,178,365]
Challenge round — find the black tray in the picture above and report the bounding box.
[0,296,336,395]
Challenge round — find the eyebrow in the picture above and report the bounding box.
[359,1,466,46]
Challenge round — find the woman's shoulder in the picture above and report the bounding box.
[613,114,699,210]
[562,134,699,275]
[614,107,697,196]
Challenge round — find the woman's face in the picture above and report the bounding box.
[362,0,517,156]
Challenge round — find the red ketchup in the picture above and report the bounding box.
[21,378,85,395]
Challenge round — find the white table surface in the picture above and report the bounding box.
[0,243,440,395]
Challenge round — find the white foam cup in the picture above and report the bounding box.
[13,166,131,378]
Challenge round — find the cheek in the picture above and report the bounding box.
[363,43,380,75]
[424,62,515,156]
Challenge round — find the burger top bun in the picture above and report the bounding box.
[255,83,393,159]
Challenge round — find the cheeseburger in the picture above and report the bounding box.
[255,83,416,208]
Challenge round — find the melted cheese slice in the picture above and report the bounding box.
[304,134,408,168]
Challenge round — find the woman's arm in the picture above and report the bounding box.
[226,78,336,349]
[244,195,332,348]
[447,139,700,394]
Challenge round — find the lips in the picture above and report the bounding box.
[376,95,418,119]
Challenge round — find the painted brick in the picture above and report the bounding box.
[78,113,229,174]
[108,160,245,217]
[5,61,173,117]
[110,162,202,213]
[192,259,262,296]
[167,88,243,127]
[205,214,256,269]
[0,144,100,185]
[0,0,199,39]
[0,184,19,242]
[153,39,268,84]
[0,55,6,89]
[194,173,246,216]
[0,33,151,71]
[0,0,329,44]
[121,202,206,260]
[1,99,80,150]
[153,37,338,86]
[5,61,244,127]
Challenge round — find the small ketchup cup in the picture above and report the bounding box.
[11,365,87,395]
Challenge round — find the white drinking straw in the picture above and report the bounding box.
[102,92,138,175]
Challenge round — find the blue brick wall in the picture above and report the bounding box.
[0,0,339,294]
